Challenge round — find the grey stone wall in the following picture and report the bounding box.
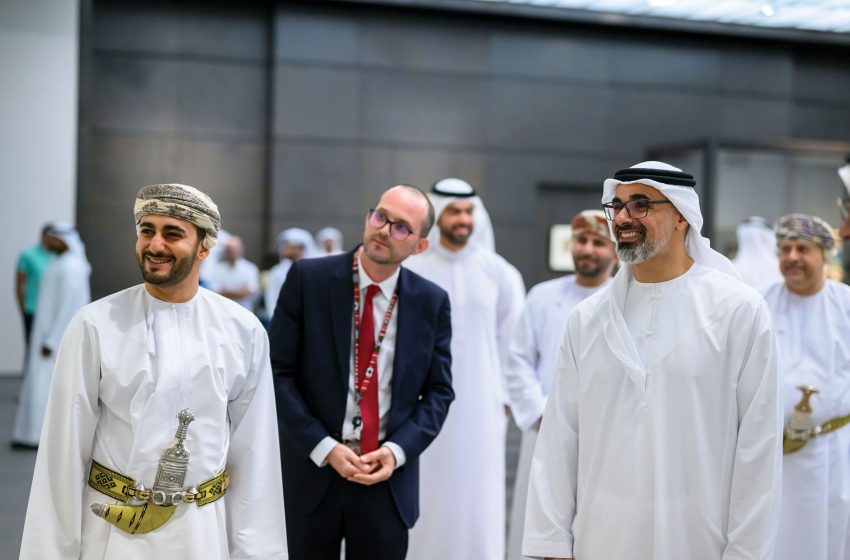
[79,0,850,297]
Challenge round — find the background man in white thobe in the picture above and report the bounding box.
[12,222,90,448]
[765,213,850,560]
[206,235,260,310]
[524,162,782,560]
[505,209,616,560]
[405,177,525,560]
[15,223,54,348]
[264,227,316,317]
[18,184,288,559]
[315,226,344,256]
[839,157,850,242]
[732,216,782,291]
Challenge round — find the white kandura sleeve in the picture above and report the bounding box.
[505,303,547,432]
[497,263,527,406]
[522,313,580,560]
[723,301,782,560]
[19,312,101,559]
[225,326,289,560]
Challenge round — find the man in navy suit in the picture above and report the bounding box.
[270,184,454,560]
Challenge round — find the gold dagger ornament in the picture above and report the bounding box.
[783,385,818,454]
[91,409,195,534]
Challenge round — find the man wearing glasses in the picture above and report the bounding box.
[405,178,526,560]
[270,184,454,560]
[524,161,782,560]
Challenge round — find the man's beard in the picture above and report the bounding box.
[574,256,613,278]
[136,250,197,287]
[364,234,401,265]
[616,226,668,264]
[439,223,472,247]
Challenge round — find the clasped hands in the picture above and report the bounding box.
[327,443,396,485]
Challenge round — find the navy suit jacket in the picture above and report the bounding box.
[269,248,454,528]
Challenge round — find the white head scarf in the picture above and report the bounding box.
[839,158,850,196]
[602,161,740,278]
[732,216,782,291]
[427,178,496,253]
[277,227,318,259]
[46,222,92,275]
[599,161,740,389]
[315,227,344,255]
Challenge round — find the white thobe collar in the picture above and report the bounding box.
[602,262,698,390]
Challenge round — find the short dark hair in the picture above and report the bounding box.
[396,184,435,236]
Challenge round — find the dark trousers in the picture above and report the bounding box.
[23,313,33,347]
[286,476,408,560]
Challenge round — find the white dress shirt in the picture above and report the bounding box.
[309,252,406,468]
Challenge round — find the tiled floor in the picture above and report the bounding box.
[1,377,38,560]
[1,376,523,559]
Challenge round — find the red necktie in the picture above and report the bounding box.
[358,284,381,454]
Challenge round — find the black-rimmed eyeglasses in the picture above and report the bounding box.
[368,209,419,241]
[602,199,672,220]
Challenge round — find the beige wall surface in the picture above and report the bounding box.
[0,0,80,374]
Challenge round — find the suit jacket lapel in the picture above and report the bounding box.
[391,268,416,417]
[330,250,355,387]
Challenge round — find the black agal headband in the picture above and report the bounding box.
[612,167,696,188]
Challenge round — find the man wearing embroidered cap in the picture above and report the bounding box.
[505,209,616,560]
[19,183,288,559]
[524,162,782,560]
[763,213,850,560]
[405,178,525,560]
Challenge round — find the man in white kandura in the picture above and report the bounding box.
[315,226,344,256]
[839,156,850,242]
[12,223,91,448]
[731,216,782,292]
[205,235,260,310]
[523,162,782,560]
[405,177,525,560]
[765,213,850,560]
[264,227,316,317]
[19,184,288,559]
[505,210,616,560]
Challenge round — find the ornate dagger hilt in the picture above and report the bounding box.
[152,408,195,502]
[783,385,818,454]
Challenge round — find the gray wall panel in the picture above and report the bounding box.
[720,48,793,96]
[177,63,267,135]
[489,30,610,83]
[271,143,360,217]
[359,16,491,74]
[91,57,179,131]
[609,38,724,90]
[81,0,850,298]
[274,65,361,139]
[792,52,850,103]
[94,2,267,60]
[274,6,360,63]
[359,72,487,145]
[486,81,609,151]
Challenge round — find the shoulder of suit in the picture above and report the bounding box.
[401,266,449,302]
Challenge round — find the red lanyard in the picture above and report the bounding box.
[352,250,398,405]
